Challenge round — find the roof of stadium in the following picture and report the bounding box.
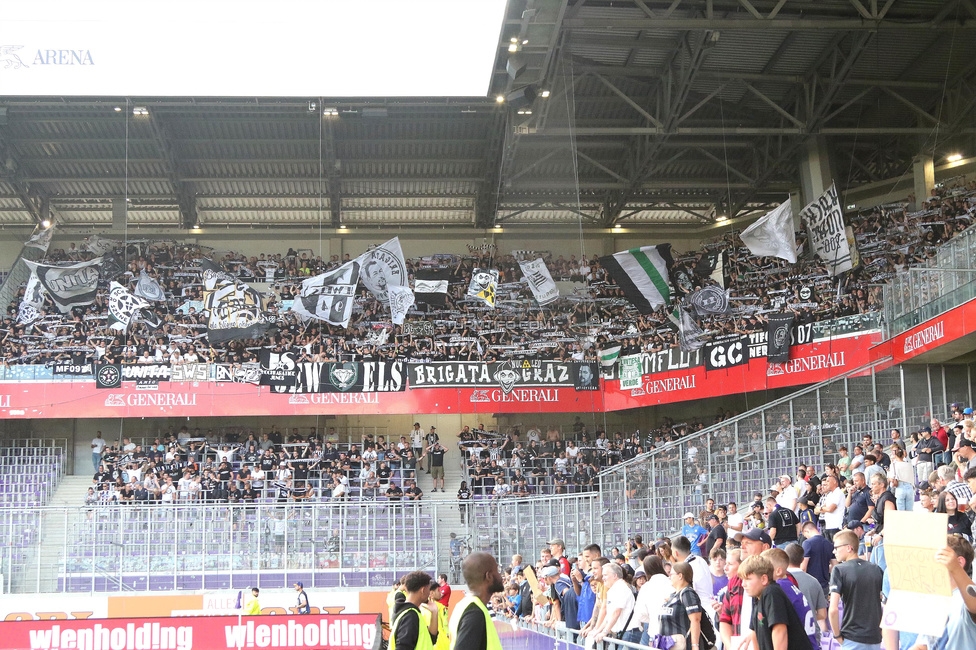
[1,0,975,233]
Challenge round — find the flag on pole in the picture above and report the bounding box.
[108,282,151,332]
[599,345,622,369]
[414,268,451,307]
[800,183,852,275]
[291,259,361,327]
[695,250,728,288]
[23,258,103,313]
[25,222,55,252]
[388,285,415,325]
[467,268,498,308]
[134,270,166,302]
[357,237,408,306]
[599,244,675,313]
[739,199,797,263]
[200,260,275,343]
[518,258,559,305]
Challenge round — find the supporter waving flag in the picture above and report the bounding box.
[291,259,361,327]
[134,270,166,302]
[599,244,675,313]
[357,236,408,306]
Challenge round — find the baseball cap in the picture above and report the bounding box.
[707,514,719,522]
[965,408,974,415]
[682,512,696,519]
[294,582,303,588]
[539,566,559,579]
[734,528,772,545]
[547,538,566,547]
[634,569,646,579]
[845,520,865,530]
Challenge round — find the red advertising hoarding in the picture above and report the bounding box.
[602,331,880,411]
[0,614,381,650]
[0,332,883,418]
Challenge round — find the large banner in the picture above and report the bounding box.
[258,351,406,394]
[407,361,598,393]
[0,614,382,650]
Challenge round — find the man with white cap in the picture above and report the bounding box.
[681,512,708,556]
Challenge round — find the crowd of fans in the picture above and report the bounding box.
[481,401,976,649]
[4,180,973,368]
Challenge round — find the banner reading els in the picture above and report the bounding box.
[1,614,381,650]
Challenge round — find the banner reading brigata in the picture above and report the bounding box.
[407,360,599,392]
[0,614,382,650]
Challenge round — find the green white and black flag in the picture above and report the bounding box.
[599,244,675,314]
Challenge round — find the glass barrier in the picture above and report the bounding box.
[884,224,976,336]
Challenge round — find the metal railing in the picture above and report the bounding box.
[884,223,976,336]
[594,358,959,541]
[0,359,972,593]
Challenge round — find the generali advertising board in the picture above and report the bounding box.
[602,331,880,411]
[0,333,883,418]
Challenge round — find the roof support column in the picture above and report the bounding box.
[798,136,834,207]
[913,153,935,208]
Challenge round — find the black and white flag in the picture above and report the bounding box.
[414,268,451,307]
[23,258,102,313]
[518,258,559,305]
[134,270,166,302]
[695,250,728,288]
[358,237,408,306]
[688,285,730,317]
[25,222,56,252]
[17,271,46,325]
[767,313,795,363]
[388,285,415,326]
[83,234,118,256]
[108,282,151,332]
[800,183,852,275]
[200,260,275,343]
[291,259,361,327]
[467,268,499,308]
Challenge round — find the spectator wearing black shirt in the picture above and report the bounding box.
[703,514,727,558]
[845,473,872,524]
[828,530,884,647]
[739,555,812,650]
[764,497,799,549]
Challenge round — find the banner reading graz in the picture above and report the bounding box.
[407,361,599,393]
[258,352,406,394]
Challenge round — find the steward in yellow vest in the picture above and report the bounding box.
[448,552,504,650]
[390,571,439,650]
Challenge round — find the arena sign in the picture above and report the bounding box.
[257,354,406,394]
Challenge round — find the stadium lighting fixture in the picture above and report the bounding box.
[947,153,963,162]
[540,90,551,98]
[495,95,506,103]
[41,219,51,228]
[132,106,149,116]
[611,225,623,232]
[508,43,519,53]
[322,107,339,117]
[715,216,728,223]
[113,106,122,112]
